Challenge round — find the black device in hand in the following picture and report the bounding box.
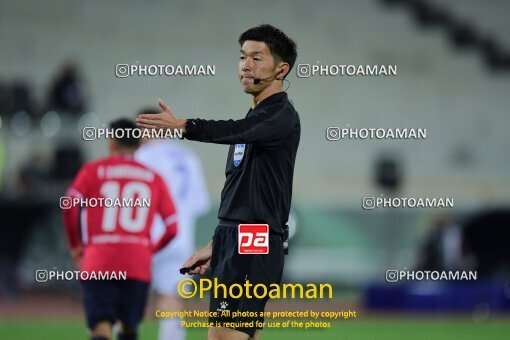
[179,265,198,275]
[179,267,187,275]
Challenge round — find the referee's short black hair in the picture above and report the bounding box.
[239,24,297,78]
[109,118,140,148]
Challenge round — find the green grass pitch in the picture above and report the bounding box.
[1,317,509,340]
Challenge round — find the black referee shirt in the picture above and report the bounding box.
[185,91,300,235]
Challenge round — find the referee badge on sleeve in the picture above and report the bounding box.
[233,144,246,167]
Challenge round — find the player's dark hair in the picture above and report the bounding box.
[239,24,297,78]
[109,118,140,148]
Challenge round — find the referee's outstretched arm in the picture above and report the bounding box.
[136,99,294,146]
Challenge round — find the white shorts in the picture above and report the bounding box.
[151,246,191,296]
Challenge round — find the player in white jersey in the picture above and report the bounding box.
[135,109,211,340]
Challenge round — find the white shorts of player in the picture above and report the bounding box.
[151,243,192,296]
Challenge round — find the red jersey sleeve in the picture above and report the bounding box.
[152,174,178,252]
[62,164,94,250]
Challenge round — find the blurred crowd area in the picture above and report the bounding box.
[0,61,86,190]
[0,62,90,299]
[0,0,509,316]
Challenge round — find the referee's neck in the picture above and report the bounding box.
[251,83,284,108]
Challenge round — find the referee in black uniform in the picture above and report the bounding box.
[137,24,299,340]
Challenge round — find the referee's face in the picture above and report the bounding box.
[239,40,278,94]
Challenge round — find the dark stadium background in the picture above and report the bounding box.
[0,0,509,339]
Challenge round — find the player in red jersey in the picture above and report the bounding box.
[62,119,178,340]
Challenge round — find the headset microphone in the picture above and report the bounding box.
[253,69,284,85]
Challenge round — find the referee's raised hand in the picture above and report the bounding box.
[136,99,187,132]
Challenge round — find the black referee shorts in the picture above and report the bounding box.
[208,225,284,337]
